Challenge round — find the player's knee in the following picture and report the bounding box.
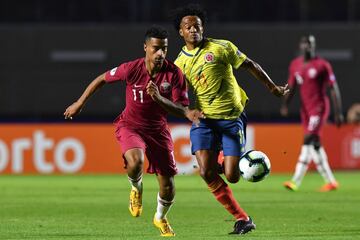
[126,156,143,171]
[224,172,240,183]
[199,167,216,182]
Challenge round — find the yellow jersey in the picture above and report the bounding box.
[175,38,248,120]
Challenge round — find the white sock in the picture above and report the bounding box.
[292,145,312,186]
[310,146,336,183]
[128,174,143,192]
[155,193,174,220]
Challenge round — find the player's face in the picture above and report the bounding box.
[144,37,168,68]
[299,36,316,56]
[179,15,204,46]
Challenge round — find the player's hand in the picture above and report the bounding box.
[272,84,290,97]
[185,109,205,126]
[334,113,345,127]
[280,105,288,117]
[64,101,83,120]
[146,80,161,101]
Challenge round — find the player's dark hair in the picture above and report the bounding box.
[145,25,168,42]
[171,3,207,31]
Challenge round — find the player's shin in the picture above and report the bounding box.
[292,145,311,186]
[208,175,248,221]
[155,193,174,220]
[311,146,336,183]
[128,174,143,192]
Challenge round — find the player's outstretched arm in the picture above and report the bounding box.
[329,82,344,127]
[240,58,289,97]
[146,80,204,124]
[64,73,106,120]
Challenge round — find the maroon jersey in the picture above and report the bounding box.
[105,58,189,132]
[287,56,336,114]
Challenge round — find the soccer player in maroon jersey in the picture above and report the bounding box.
[64,26,203,237]
[281,35,344,192]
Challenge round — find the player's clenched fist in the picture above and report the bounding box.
[146,80,161,100]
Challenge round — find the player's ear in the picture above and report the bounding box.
[144,43,147,52]
[179,29,183,37]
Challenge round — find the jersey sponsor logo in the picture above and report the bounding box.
[110,67,117,76]
[134,84,143,88]
[204,52,215,63]
[308,68,317,78]
[160,81,171,94]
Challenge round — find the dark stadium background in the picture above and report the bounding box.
[1,0,359,122]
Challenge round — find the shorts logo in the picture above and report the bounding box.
[204,52,215,63]
[110,67,117,76]
[160,81,171,93]
[308,68,317,78]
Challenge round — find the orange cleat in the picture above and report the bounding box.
[319,182,339,192]
[283,181,298,191]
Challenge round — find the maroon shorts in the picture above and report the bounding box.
[301,104,329,136]
[115,126,177,176]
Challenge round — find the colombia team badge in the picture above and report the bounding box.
[204,52,215,63]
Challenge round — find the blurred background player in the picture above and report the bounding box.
[172,4,289,235]
[281,35,344,192]
[64,26,202,237]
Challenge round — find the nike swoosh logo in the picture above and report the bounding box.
[134,84,143,87]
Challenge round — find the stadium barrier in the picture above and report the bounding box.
[0,124,359,174]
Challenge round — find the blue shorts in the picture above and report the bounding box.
[190,112,247,157]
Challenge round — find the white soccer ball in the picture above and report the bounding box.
[239,150,271,182]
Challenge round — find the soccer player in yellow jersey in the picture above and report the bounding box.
[172,4,289,235]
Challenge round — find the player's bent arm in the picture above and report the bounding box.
[64,73,106,119]
[240,58,289,97]
[146,80,204,123]
[329,82,344,126]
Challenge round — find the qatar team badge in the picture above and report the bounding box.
[204,52,215,63]
[308,68,317,78]
[160,81,171,93]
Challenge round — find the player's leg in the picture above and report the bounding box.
[192,119,254,234]
[284,109,312,190]
[308,135,338,191]
[116,126,146,217]
[307,109,338,191]
[153,174,176,237]
[144,128,177,236]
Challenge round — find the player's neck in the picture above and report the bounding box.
[185,39,203,51]
[145,61,162,78]
[304,52,315,62]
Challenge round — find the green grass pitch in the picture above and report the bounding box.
[1,172,360,239]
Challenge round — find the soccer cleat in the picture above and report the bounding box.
[129,187,142,217]
[229,216,256,235]
[283,181,298,191]
[319,181,339,192]
[153,215,175,237]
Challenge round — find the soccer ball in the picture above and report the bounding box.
[239,150,271,182]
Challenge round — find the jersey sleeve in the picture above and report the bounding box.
[323,61,336,86]
[171,68,189,107]
[223,41,247,69]
[104,62,129,83]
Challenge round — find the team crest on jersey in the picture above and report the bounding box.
[308,68,317,78]
[204,52,215,63]
[160,81,171,93]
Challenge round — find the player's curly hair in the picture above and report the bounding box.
[171,4,207,31]
[145,25,168,41]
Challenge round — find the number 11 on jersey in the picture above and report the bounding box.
[132,89,144,103]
